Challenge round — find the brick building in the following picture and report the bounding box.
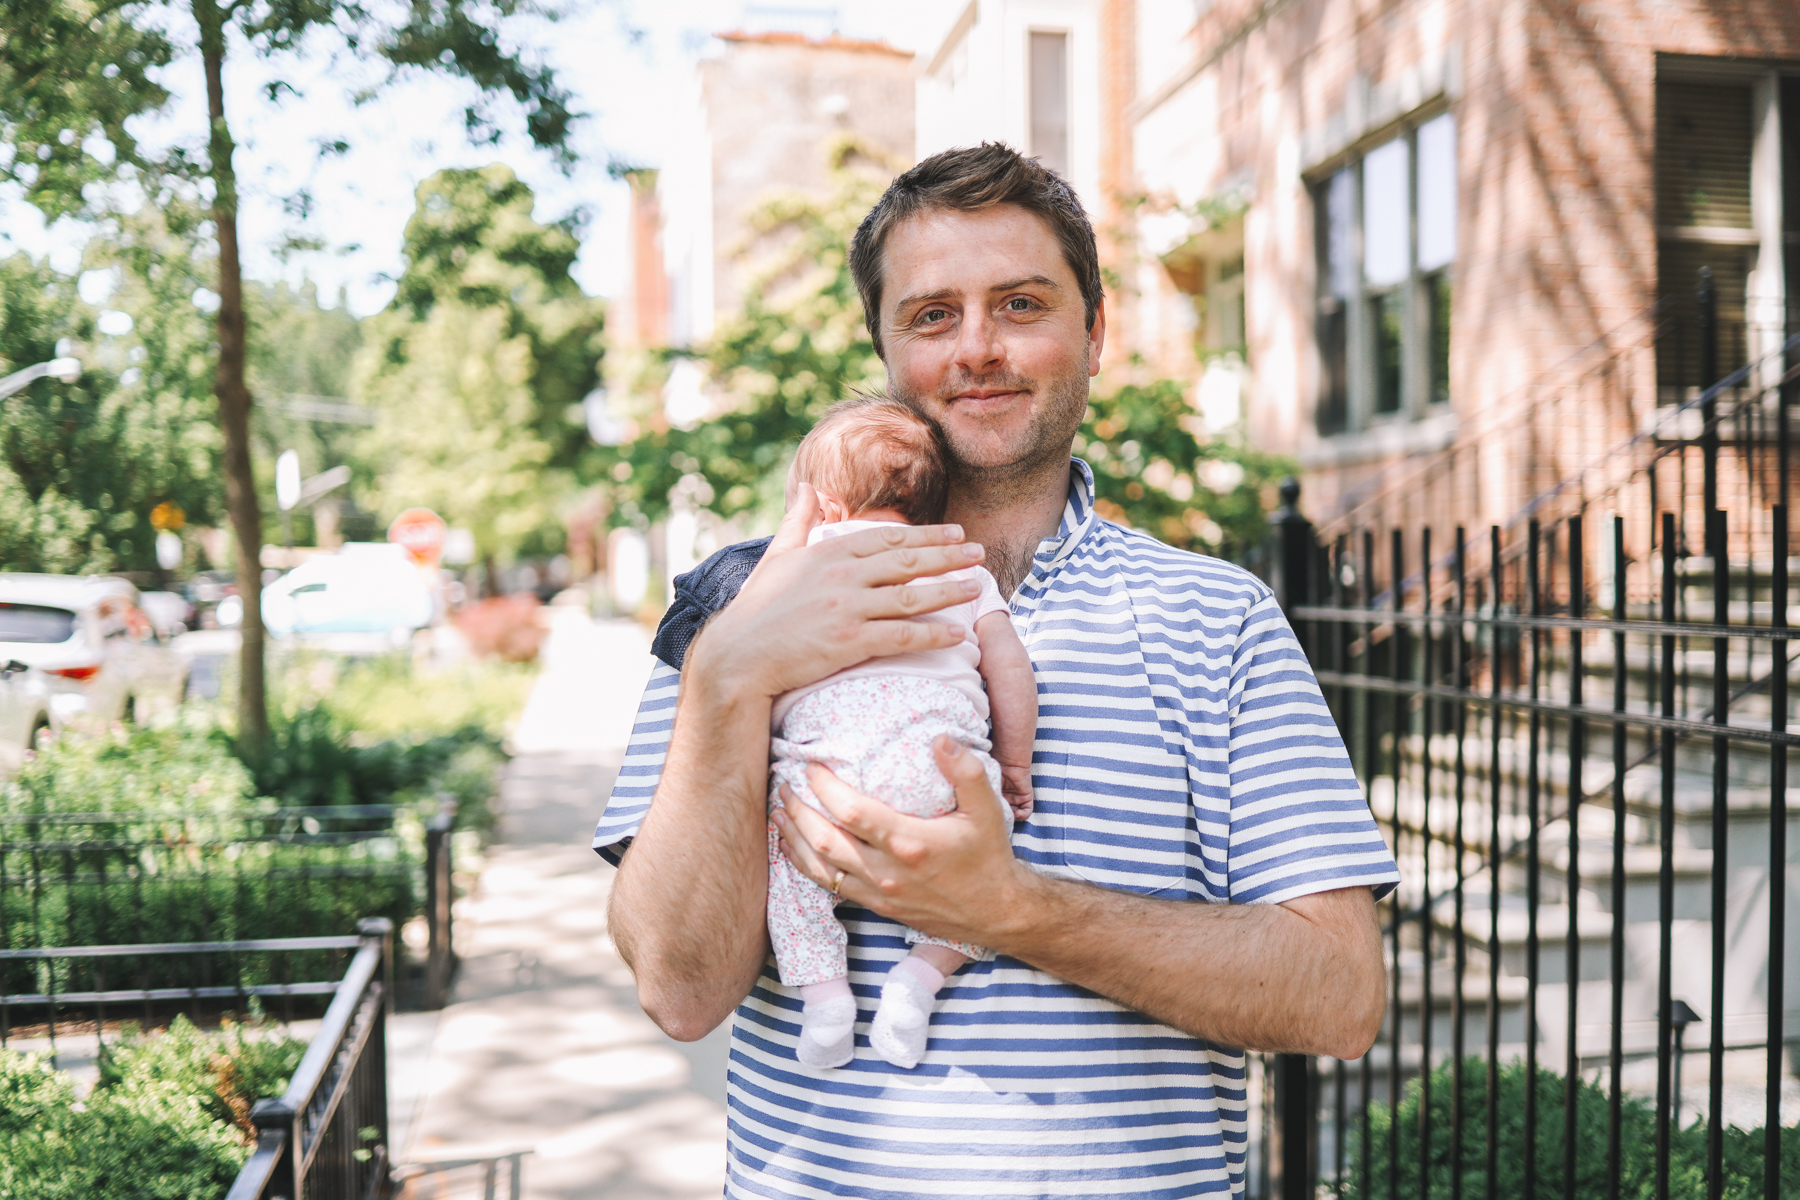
[1121,0,1800,533]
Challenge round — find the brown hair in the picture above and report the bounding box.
[790,394,950,525]
[848,142,1103,358]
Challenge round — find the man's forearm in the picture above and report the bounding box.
[988,875,1386,1059]
[607,662,773,1042]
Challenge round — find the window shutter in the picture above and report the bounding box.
[1656,81,1754,230]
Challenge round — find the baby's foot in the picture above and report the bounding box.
[796,993,856,1069]
[870,962,942,1069]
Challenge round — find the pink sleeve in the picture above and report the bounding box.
[971,567,1010,622]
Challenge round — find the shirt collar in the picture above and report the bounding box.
[1016,458,1098,603]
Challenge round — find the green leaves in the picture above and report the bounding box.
[0,0,174,222]
[354,164,603,565]
[0,231,223,574]
[0,1018,307,1199]
[1077,378,1292,557]
[596,142,888,528]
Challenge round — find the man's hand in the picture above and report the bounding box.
[691,482,991,702]
[772,735,1027,947]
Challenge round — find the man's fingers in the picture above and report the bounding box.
[932,736,1008,827]
[840,521,965,558]
[806,763,903,852]
[773,787,836,879]
[835,535,986,587]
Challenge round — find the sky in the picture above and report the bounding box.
[0,0,962,317]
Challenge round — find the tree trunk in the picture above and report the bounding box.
[200,4,267,745]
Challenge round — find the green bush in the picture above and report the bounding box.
[235,652,527,832]
[0,1016,306,1199]
[0,724,414,989]
[1345,1058,1800,1199]
[2,721,257,816]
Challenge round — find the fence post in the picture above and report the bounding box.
[249,1098,297,1200]
[1271,1053,1315,1200]
[424,796,457,1009]
[356,917,394,1200]
[1267,477,1318,1196]
[1698,265,1720,554]
[1270,476,1314,614]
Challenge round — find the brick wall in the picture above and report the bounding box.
[1129,0,1800,532]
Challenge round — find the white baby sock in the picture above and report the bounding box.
[870,954,949,1069]
[796,978,857,1069]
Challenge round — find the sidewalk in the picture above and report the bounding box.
[394,611,730,1199]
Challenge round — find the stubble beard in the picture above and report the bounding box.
[910,352,1091,517]
[894,351,1090,597]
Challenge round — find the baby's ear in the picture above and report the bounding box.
[814,490,849,524]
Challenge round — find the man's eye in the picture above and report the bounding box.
[1007,297,1034,312]
[922,308,949,323]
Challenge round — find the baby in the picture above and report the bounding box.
[768,394,1037,1070]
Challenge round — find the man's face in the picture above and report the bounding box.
[879,205,1105,481]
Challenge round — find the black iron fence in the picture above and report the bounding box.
[229,917,394,1200]
[1252,287,1800,1199]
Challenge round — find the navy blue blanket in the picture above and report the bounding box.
[648,536,772,670]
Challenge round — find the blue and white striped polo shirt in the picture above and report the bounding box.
[594,458,1398,1198]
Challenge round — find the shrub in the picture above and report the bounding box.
[0,724,415,989]
[1345,1058,1800,1200]
[452,594,544,662]
[0,1017,306,1200]
[2,722,256,816]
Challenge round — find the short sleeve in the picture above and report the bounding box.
[593,660,682,865]
[1223,593,1399,904]
[970,566,1010,623]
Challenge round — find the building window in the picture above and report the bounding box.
[1029,31,1069,177]
[1654,67,1800,401]
[1314,111,1457,434]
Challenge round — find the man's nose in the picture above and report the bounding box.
[951,307,1004,377]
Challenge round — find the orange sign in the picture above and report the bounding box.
[387,507,448,566]
[150,501,185,531]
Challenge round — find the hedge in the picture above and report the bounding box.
[1345,1058,1800,1199]
[0,1016,305,1200]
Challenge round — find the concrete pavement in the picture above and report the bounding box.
[394,611,730,1199]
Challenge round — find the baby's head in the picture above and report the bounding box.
[787,394,950,525]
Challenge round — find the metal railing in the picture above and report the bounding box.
[422,797,457,1009]
[1252,281,1800,1200]
[230,918,394,1200]
[0,928,367,1067]
[0,804,417,988]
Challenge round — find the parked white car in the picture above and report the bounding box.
[262,543,435,642]
[0,658,53,779]
[0,575,190,727]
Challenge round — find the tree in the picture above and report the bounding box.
[0,201,224,574]
[595,138,889,529]
[246,280,367,547]
[598,140,1290,559]
[353,164,603,582]
[0,0,578,744]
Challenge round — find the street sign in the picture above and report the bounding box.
[275,450,302,511]
[387,507,449,566]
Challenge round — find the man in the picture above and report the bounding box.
[595,143,1398,1198]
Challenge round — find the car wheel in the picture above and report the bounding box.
[27,720,52,755]
[120,695,137,726]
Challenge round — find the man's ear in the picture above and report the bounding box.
[1087,297,1107,376]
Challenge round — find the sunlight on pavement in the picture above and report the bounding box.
[396,613,729,1200]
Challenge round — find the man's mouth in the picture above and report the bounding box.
[947,389,1029,407]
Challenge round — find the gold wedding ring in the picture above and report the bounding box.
[830,869,845,896]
